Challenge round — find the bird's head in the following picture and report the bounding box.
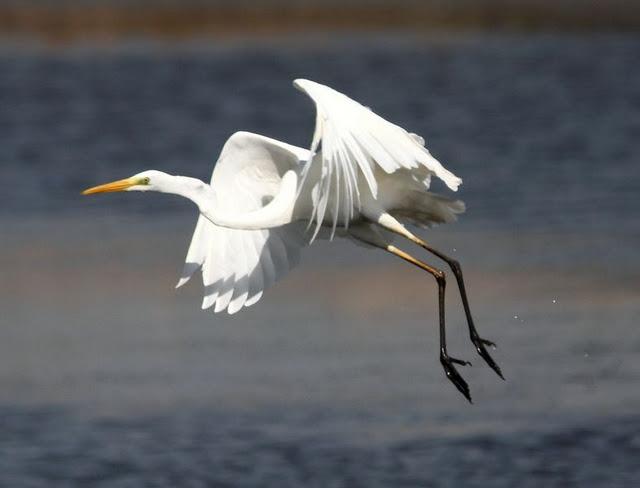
[82,170,171,195]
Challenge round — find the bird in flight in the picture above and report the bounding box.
[83,79,503,402]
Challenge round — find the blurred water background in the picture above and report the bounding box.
[0,2,639,486]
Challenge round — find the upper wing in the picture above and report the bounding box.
[177,131,308,314]
[293,79,462,238]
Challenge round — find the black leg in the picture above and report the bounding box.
[435,269,473,403]
[408,236,504,380]
[386,245,473,403]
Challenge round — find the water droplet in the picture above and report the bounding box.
[514,315,519,319]
[552,299,557,304]
[584,352,589,358]
[452,248,457,252]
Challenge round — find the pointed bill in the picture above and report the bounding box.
[82,177,140,195]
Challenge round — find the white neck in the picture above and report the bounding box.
[163,172,298,230]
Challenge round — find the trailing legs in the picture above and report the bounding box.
[405,234,504,380]
[367,212,504,381]
[385,244,473,402]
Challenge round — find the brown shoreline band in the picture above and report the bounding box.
[0,4,637,43]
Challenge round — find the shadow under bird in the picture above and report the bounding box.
[83,79,503,402]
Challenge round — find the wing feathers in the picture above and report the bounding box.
[294,78,462,237]
[192,223,301,315]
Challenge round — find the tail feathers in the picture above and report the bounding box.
[392,191,465,228]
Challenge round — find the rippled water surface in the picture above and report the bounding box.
[0,34,639,486]
[2,408,639,487]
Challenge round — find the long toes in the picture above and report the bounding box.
[480,338,497,348]
[441,357,473,403]
[473,338,505,380]
[450,357,472,367]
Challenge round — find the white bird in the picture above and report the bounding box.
[83,79,502,402]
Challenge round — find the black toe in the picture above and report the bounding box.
[471,335,504,380]
[440,354,473,403]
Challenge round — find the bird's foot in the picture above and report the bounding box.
[471,334,504,380]
[440,353,472,403]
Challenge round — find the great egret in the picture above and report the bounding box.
[83,79,502,402]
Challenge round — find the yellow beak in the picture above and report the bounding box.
[82,177,139,195]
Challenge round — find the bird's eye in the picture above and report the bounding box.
[142,177,150,185]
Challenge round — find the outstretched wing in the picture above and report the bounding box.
[293,79,462,238]
[177,131,309,314]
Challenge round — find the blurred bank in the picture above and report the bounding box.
[0,0,638,43]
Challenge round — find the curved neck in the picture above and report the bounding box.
[166,172,299,230]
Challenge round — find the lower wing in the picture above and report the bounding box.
[177,215,304,314]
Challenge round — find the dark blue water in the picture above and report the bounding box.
[1,35,639,233]
[0,407,638,487]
